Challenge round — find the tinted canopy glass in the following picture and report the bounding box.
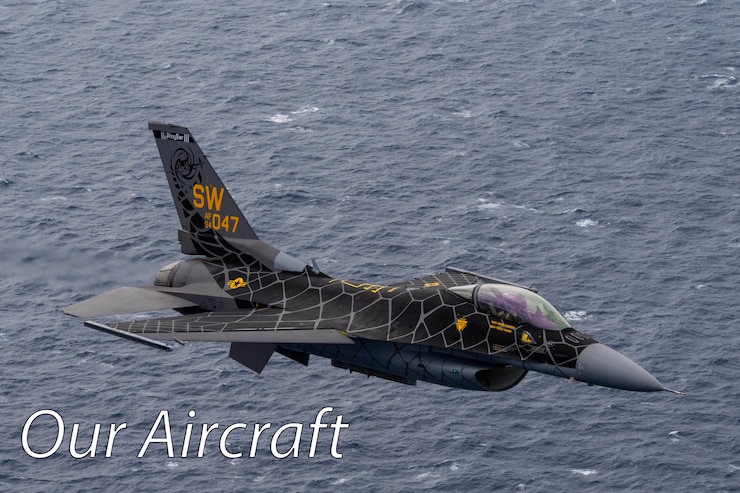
[475,284,570,331]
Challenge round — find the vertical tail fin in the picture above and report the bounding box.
[148,122,310,274]
[149,122,258,243]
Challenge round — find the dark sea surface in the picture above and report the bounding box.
[2,0,738,491]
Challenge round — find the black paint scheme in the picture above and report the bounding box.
[64,123,614,392]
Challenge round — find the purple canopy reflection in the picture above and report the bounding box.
[476,284,570,331]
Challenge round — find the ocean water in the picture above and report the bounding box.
[2,0,739,491]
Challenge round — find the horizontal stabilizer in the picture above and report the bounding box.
[64,286,199,318]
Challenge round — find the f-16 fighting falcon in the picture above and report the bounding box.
[64,123,680,394]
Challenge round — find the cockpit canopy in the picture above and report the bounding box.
[449,283,571,331]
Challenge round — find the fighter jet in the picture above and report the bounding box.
[64,122,679,394]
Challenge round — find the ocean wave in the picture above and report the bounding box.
[268,105,320,123]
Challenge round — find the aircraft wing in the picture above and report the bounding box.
[86,309,353,345]
[84,309,354,374]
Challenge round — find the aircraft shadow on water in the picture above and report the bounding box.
[64,123,681,394]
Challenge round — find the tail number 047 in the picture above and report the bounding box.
[204,213,239,233]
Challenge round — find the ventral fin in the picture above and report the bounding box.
[228,342,277,374]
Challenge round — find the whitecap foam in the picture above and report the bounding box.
[571,469,597,476]
[557,207,586,215]
[269,113,292,123]
[415,471,440,481]
[477,198,537,212]
[700,73,737,89]
[564,310,589,321]
[291,106,319,115]
[269,106,320,123]
[477,199,505,210]
[576,218,598,228]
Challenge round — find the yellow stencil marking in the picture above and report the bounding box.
[329,279,399,294]
[192,184,225,211]
[456,318,468,332]
[423,282,440,288]
[490,320,515,333]
[228,277,247,290]
[193,184,239,233]
[203,213,240,233]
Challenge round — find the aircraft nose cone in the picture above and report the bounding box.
[576,343,665,391]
